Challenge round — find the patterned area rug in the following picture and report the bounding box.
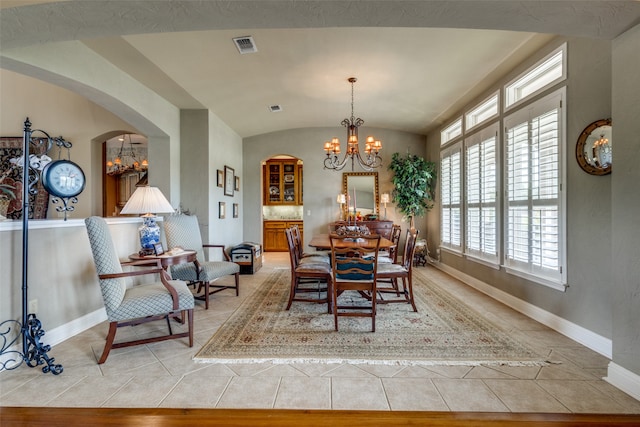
[195,268,546,366]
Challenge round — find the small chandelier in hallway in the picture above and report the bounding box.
[323,77,382,171]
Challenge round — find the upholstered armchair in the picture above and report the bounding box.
[84,216,194,364]
[163,214,240,309]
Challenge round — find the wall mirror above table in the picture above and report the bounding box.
[342,172,379,219]
[576,118,612,175]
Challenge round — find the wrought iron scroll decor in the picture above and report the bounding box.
[0,118,83,375]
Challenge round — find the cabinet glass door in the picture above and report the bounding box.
[268,163,281,203]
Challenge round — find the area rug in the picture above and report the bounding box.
[194,268,546,366]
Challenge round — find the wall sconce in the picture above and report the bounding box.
[380,193,390,219]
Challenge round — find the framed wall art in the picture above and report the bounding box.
[216,169,224,187]
[233,203,239,218]
[235,176,240,191]
[219,201,226,219]
[224,165,234,196]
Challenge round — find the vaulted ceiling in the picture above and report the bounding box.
[2,1,639,138]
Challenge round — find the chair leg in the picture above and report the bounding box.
[286,277,296,310]
[333,286,339,331]
[98,321,117,364]
[165,314,173,335]
[187,308,194,347]
[406,276,417,312]
[234,272,240,296]
[204,281,210,310]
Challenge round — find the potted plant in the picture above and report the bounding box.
[388,152,437,229]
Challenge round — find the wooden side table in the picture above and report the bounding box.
[128,250,198,272]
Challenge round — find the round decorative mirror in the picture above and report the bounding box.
[576,118,612,175]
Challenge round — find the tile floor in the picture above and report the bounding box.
[1,253,639,413]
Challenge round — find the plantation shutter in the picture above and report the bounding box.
[504,89,565,287]
[465,123,499,264]
[440,142,462,252]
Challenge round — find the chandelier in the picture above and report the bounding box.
[106,134,148,175]
[323,77,382,171]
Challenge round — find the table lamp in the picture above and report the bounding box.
[337,193,346,220]
[120,186,174,254]
[380,193,390,219]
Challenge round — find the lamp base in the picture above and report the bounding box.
[139,215,160,250]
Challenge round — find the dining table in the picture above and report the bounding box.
[308,233,395,251]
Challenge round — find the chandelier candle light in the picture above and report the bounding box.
[120,186,174,254]
[324,77,382,171]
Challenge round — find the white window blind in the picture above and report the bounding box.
[441,118,463,146]
[440,142,462,252]
[504,89,565,287]
[465,123,499,264]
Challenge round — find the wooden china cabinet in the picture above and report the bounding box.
[263,159,303,205]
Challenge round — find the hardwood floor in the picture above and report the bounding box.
[2,407,640,427]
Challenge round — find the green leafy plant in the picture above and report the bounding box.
[388,152,437,227]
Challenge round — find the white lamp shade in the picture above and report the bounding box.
[337,194,346,204]
[120,186,174,215]
[380,193,390,204]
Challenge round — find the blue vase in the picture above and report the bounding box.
[139,216,160,250]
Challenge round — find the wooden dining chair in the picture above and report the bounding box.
[330,233,381,332]
[376,228,420,312]
[378,224,401,264]
[291,224,330,264]
[285,227,333,312]
[84,216,194,364]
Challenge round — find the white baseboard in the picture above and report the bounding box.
[43,308,107,347]
[434,262,613,358]
[606,362,640,401]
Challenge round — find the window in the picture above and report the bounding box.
[441,117,462,146]
[505,44,565,110]
[465,93,499,131]
[465,123,499,265]
[504,89,565,288]
[440,142,462,252]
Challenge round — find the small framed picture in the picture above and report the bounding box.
[153,242,164,256]
[235,176,240,191]
[233,203,239,218]
[224,165,234,196]
[219,201,226,219]
[216,169,224,188]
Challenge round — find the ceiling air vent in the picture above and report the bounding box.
[269,105,283,113]
[233,36,257,54]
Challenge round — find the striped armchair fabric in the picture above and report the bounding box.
[84,216,194,364]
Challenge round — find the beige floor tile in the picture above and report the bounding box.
[432,378,509,412]
[289,363,344,377]
[216,376,280,408]
[486,365,542,380]
[253,364,308,377]
[464,366,519,379]
[393,366,450,378]
[0,374,85,406]
[320,363,376,378]
[357,364,407,378]
[552,346,611,369]
[332,377,390,410]
[483,379,570,413]
[52,375,134,407]
[537,379,629,413]
[274,376,332,409]
[422,365,473,379]
[589,380,640,413]
[224,362,276,376]
[160,375,231,408]
[102,375,182,407]
[382,377,449,411]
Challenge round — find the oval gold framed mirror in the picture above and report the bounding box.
[576,118,612,175]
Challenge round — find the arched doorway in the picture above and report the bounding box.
[262,155,303,252]
[102,133,148,217]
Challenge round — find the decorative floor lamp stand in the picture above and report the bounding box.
[0,118,82,375]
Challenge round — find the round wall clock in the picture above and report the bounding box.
[41,159,86,198]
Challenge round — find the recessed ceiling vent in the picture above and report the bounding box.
[233,36,257,54]
[269,105,282,113]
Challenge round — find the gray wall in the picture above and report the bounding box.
[242,127,427,249]
[611,24,640,375]
[427,36,615,339]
